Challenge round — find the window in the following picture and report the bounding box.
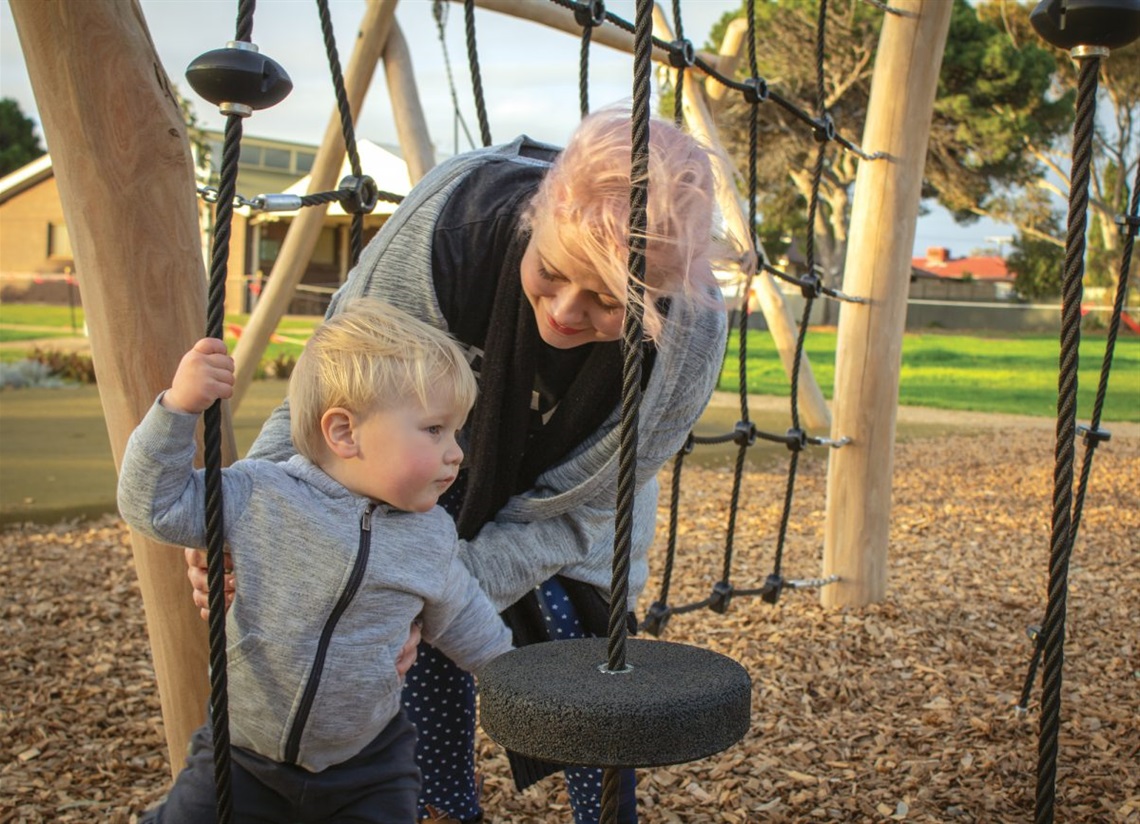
[295,151,315,174]
[263,147,290,170]
[47,222,72,259]
[239,143,263,166]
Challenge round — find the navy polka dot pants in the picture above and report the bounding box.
[402,577,638,822]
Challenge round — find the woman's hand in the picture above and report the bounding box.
[185,547,235,620]
[396,620,422,679]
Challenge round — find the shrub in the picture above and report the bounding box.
[29,348,97,384]
[0,360,68,389]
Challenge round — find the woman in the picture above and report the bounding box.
[189,107,727,823]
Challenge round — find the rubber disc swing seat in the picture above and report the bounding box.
[479,637,751,768]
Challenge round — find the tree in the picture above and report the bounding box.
[0,97,46,176]
[693,0,1068,295]
[974,0,1139,298]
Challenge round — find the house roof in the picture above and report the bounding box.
[910,247,1012,282]
[0,153,54,205]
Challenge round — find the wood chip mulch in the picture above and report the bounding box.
[2,425,1137,823]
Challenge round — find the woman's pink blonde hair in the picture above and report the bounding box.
[522,106,719,341]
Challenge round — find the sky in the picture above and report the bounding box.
[1,0,1014,257]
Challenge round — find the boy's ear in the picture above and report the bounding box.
[321,408,359,459]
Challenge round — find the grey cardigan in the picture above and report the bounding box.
[249,136,728,613]
[118,398,513,772]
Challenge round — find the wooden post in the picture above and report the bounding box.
[231,0,397,407]
[653,7,831,431]
[9,0,237,774]
[383,20,437,184]
[821,0,952,607]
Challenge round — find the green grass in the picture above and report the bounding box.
[3,304,1137,421]
[717,328,1140,422]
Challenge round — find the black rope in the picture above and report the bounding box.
[1035,51,1101,824]
[462,0,493,147]
[199,0,262,817]
[600,0,652,817]
[315,0,365,267]
[432,0,477,154]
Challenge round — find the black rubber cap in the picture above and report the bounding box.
[479,637,752,768]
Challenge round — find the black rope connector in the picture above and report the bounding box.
[708,580,734,614]
[784,427,808,453]
[338,175,378,215]
[1077,423,1112,447]
[669,39,696,69]
[733,420,757,447]
[641,601,672,637]
[1029,0,1140,51]
[743,77,769,104]
[761,573,784,605]
[681,431,695,455]
[1117,212,1140,237]
[574,0,606,28]
[186,42,293,115]
[800,270,823,299]
[813,113,836,143]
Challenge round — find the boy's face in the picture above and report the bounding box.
[348,390,466,513]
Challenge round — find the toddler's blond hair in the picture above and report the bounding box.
[288,297,477,462]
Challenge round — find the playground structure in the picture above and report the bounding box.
[8,0,1136,821]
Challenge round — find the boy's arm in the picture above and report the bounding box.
[420,553,514,674]
[118,338,244,547]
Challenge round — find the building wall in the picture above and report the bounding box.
[0,176,70,275]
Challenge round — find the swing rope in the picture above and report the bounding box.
[1034,48,1100,824]
[599,0,652,815]
[189,1,374,818]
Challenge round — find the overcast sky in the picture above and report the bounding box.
[1,0,1013,255]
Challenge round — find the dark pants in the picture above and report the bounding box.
[140,710,420,824]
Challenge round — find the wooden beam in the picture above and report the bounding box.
[231,0,397,407]
[9,0,234,776]
[653,6,830,431]
[705,17,748,115]
[821,0,952,608]
[383,20,436,184]
[461,0,720,67]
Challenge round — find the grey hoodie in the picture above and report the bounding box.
[118,397,513,773]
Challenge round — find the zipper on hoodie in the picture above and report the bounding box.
[284,502,376,764]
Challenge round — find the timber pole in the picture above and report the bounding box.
[821,0,952,607]
[231,0,397,407]
[10,0,230,774]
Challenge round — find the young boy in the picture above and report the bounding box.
[119,297,513,823]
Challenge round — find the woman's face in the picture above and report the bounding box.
[520,240,625,349]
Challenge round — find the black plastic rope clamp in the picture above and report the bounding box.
[800,270,823,299]
[669,39,696,69]
[1029,0,1140,51]
[339,175,379,215]
[641,601,672,637]
[733,420,757,447]
[813,113,836,143]
[1077,424,1112,447]
[1117,212,1140,237]
[761,573,784,604]
[186,41,293,115]
[784,427,808,452]
[743,77,769,104]
[574,0,606,28]
[709,580,734,614]
[681,431,695,455]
